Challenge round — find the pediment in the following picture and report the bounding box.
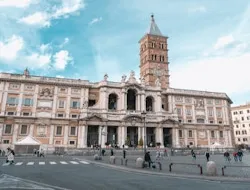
[84,114,108,122]
[161,118,178,124]
[124,83,143,91]
[122,114,143,122]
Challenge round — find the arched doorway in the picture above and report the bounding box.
[108,93,117,110]
[146,96,154,112]
[127,89,136,110]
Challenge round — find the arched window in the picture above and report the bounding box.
[108,93,117,110]
[146,96,154,112]
[127,89,136,110]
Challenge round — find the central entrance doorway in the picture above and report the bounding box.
[163,128,172,147]
[87,125,99,147]
[146,127,156,147]
[127,127,138,147]
[107,126,117,146]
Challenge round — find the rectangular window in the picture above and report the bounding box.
[179,130,183,138]
[216,109,222,118]
[210,120,214,124]
[70,127,76,136]
[218,121,223,124]
[69,140,75,145]
[243,138,248,142]
[23,98,33,106]
[219,131,223,138]
[236,125,239,128]
[239,111,243,114]
[58,100,65,108]
[197,119,205,123]
[57,113,64,118]
[71,101,80,109]
[7,97,18,105]
[188,120,192,123]
[7,112,15,115]
[186,108,192,116]
[243,124,245,127]
[215,99,221,105]
[188,130,193,138]
[56,126,62,135]
[175,97,183,102]
[185,98,192,103]
[207,99,213,104]
[247,110,250,113]
[4,125,12,134]
[23,112,30,116]
[55,141,61,145]
[20,125,28,135]
[241,117,244,121]
[3,140,10,144]
[238,138,240,142]
[211,131,215,138]
[71,114,78,118]
[208,108,213,117]
[176,108,182,115]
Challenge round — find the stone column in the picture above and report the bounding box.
[207,130,211,147]
[29,124,34,136]
[99,125,107,147]
[168,95,173,113]
[228,130,232,147]
[66,88,71,118]
[82,125,88,148]
[49,125,54,145]
[124,92,127,110]
[121,126,127,146]
[32,85,39,117]
[192,104,196,122]
[158,127,164,148]
[16,84,24,116]
[0,124,3,144]
[213,107,217,124]
[138,126,142,141]
[117,126,122,146]
[121,89,125,110]
[156,92,161,112]
[137,94,141,111]
[1,91,8,115]
[77,126,82,148]
[141,93,145,111]
[216,130,220,142]
[184,129,188,147]
[52,87,58,118]
[12,124,19,144]
[194,130,198,147]
[182,105,186,122]
[175,128,180,148]
[64,125,69,146]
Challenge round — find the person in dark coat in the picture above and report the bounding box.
[205,150,210,162]
[144,151,152,168]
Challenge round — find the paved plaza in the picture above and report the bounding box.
[75,149,250,178]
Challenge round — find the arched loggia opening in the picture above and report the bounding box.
[108,93,117,110]
[146,96,154,112]
[127,89,136,110]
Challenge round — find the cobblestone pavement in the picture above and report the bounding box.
[75,152,250,178]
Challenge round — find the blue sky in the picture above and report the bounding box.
[0,0,250,106]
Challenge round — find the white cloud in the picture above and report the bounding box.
[53,0,85,18]
[40,43,51,53]
[89,17,102,25]
[0,0,32,8]
[56,75,65,78]
[188,6,206,13]
[19,0,85,28]
[59,37,69,48]
[0,35,24,60]
[26,53,51,68]
[19,12,50,27]
[53,50,73,70]
[213,34,234,50]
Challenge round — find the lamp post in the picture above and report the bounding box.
[141,111,147,155]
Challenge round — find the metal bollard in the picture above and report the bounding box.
[121,158,123,165]
[125,159,128,166]
[222,166,226,176]
[197,164,203,175]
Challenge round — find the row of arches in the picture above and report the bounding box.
[108,89,154,111]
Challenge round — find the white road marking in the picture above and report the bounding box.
[27,162,34,165]
[2,163,10,166]
[39,162,45,165]
[50,161,57,165]
[70,161,79,164]
[60,161,68,164]
[80,161,90,164]
[15,162,23,166]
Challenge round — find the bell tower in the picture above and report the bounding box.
[139,14,170,89]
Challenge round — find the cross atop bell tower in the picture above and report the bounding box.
[139,14,170,89]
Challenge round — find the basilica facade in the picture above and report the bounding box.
[0,15,234,152]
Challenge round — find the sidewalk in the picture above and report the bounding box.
[75,153,250,178]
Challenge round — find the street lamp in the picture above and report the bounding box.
[141,111,147,155]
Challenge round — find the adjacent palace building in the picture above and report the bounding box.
[232,103,250,146]
[0,15,234,152]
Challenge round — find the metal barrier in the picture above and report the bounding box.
[121,158,128,166]
[169,163,203,175]
[222,165,250,176]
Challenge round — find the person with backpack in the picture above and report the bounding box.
[6,147,15,164]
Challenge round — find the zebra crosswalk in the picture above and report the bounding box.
[2,160,90,167]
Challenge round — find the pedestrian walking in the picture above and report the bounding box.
[164,148,168,157]
[123,149,126,159]
[205,150,210,162]
[233,151,238,162]
[39,149,45,157]
[191,149,196,160]
[224,151,231,163]
[111,149,114,156]
[237,149,243,162]
[144,151,152,168]
[6,148,15,164]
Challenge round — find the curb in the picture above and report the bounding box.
[73,157,250,183]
